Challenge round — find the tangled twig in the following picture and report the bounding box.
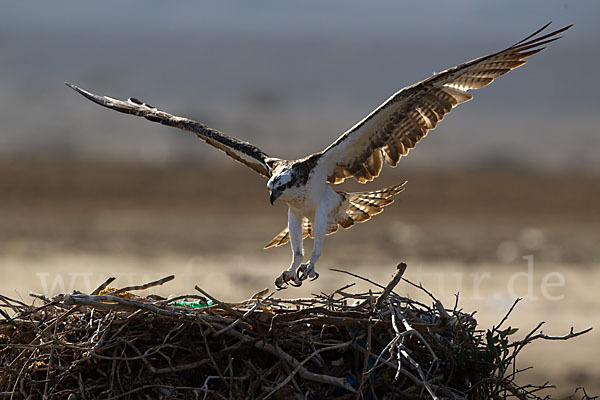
[0,264,591,399]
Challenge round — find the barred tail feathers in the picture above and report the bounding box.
[264,218,313,249]
[343,181,406,226]
[264,182,406,249]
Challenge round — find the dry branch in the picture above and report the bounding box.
[375,262,407,309]
[105,275,174,296]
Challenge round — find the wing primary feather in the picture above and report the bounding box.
[512,21,553,46]
[512,24,572,49]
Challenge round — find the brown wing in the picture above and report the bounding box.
[66,83,275,177]
[318,23,572,184]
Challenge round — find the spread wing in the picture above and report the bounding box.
[318,22,572,184]
[66,83,275,177]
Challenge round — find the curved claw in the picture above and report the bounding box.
[289,279,303,287]
[297,263,317,282]
[275,270,301,290]
[297,266,308,281]
[274,276,287,290]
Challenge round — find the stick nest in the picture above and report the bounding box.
[0,263,592,399]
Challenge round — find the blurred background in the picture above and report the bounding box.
[1,1,598,395]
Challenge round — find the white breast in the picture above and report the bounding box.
[283,163,332,219]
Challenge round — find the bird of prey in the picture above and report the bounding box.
[67,22,570,289]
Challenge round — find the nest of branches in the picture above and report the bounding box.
[0,263,591,399]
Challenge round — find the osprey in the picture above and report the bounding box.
[67,23,570,289]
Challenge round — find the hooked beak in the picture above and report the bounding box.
[269,190,281,205]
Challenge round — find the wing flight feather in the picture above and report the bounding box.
[318,23,572,184]
[66,83,274,177]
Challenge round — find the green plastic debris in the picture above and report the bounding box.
[168,299,214,308]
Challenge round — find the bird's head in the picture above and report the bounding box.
[267,166,295,205]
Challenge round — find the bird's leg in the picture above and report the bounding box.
[274,209,304,290]
[298,203,326,282]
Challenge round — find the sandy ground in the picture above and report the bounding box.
[1,160,599,396]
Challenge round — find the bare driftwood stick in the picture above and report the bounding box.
[106,275,174,296]
[509,323,592,347]
[375,263,407,309]
[495,297,523,330]
[91,276,116,295]
[215,292,274,336]
[62,294,177,315]
[194,285,243,317]
[434,300,452,323]
[330,268,386,290]
[389,304,439,400]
